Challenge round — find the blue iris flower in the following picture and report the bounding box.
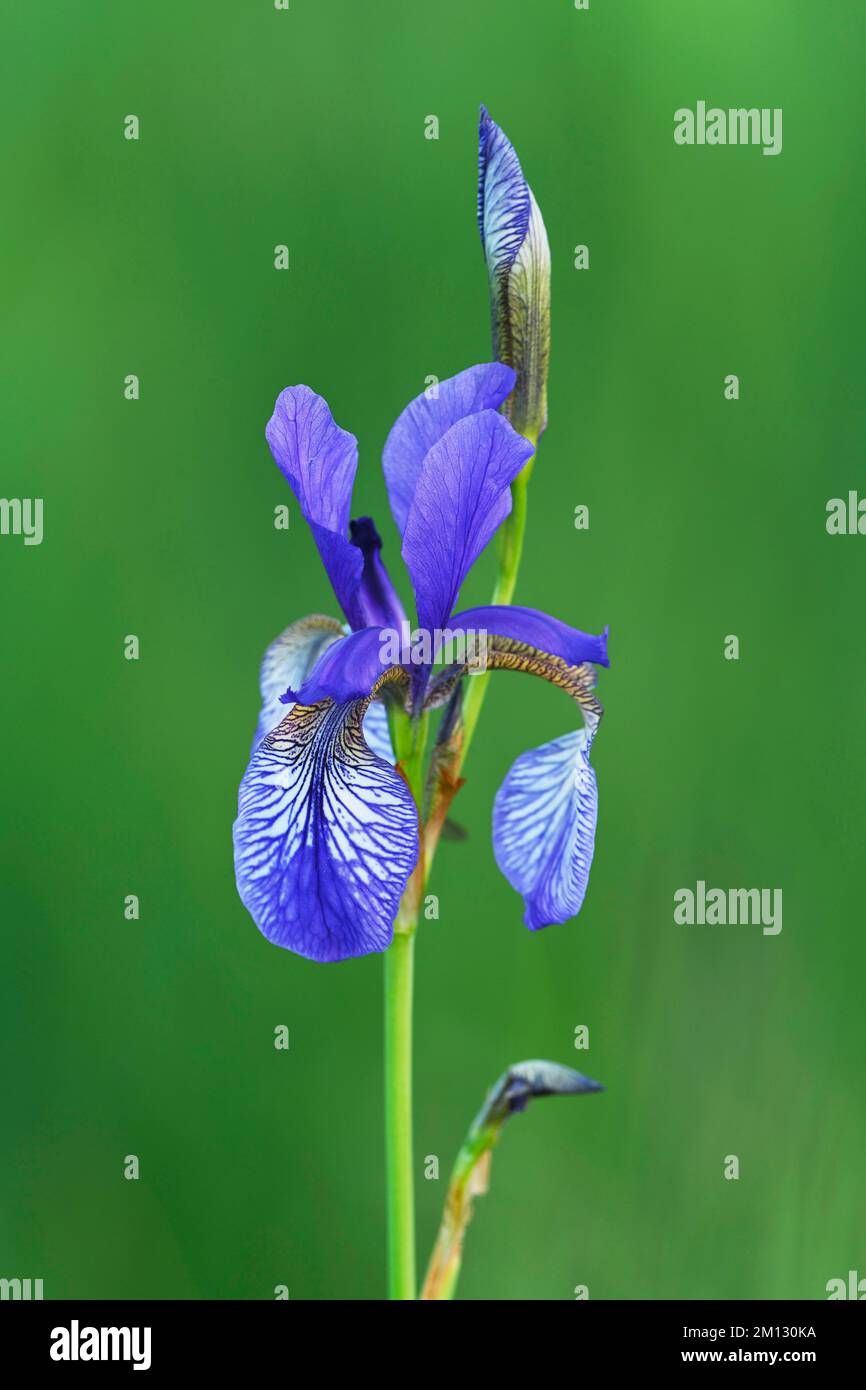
[233,367,609,963]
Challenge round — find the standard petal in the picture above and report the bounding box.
[266,385,357,532]
[233,696,419,961]
[265,386,366,628]
[252,614,344,750]
[382,363,515,534]
[493,726,598,931]
[401,410,534,638]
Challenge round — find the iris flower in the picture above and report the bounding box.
[233,366,608,962]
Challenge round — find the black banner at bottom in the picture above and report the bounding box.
[1,1298,861,1373]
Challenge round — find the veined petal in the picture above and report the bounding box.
[486,649,603,931]
[478,105,531,286]
[266,385,357,532]
[286,625,398,764]
[382,363,515,534]
[478,107,550,441]
[494,726,598,931]
[437,623,606,931]
[233,689,419,962]
[252,614,344,750]
[401,411,534,638]
[362,699,395,764]
[265,386,366,629]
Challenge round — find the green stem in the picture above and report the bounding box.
[382,703,428,1300]
[382,425,534,1296]
[420,1136,486,1300]
[492,459,531,607]
[384,927,416,1299]
[461,449,534,759]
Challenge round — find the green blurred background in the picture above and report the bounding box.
[2,0,865,1300]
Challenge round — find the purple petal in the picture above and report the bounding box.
[291,626,399,706]
[382,363,516,534]
[265,387,366,629]
[234,699,419,961]
[349,517,407,630]
[451,606,609,670]
[401,411,534,638]
[493,725,598,932]
[266,385,356,531]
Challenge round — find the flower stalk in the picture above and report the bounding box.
[383,701,428,1299]
[386,106,553,1295]
[383,927,416,1299]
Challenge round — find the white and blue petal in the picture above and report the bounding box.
[363,698,395,764]
[493,723,598,932]
[473,632,605,931]
[478,105,531,284]
[234,692,418,962]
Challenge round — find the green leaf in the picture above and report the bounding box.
[421,1060,603,1300]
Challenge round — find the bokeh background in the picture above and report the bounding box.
[2,0,865,1300]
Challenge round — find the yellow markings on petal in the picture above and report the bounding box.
[422,635,602,729]
[485,636,601,728]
